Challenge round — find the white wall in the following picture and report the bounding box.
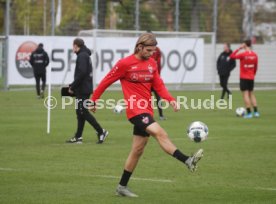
[7,35,204,86]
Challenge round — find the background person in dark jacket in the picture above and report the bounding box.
[29,43,49,99]
[217,43,236,99]
[67,38,108,144]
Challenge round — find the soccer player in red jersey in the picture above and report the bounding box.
[90,33,203,197]
[230,39,260,118]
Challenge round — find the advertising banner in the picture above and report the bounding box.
[8,36,204,85]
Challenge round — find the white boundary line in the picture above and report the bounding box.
[0,167,17,171]
[3,167,276,188]
[255,187,276,191]
[0,167,173,183]
[90,175,173,183]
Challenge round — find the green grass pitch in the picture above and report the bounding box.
[0,89,276,204]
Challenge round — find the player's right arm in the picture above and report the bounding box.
[216,53,222,71]
[29,53,34,66]
[254,54,258,75]
[152,69,179,112]
[44,51,49,67]
[91,60,125,102]
[230,46,245,60]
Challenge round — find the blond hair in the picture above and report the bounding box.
[134,33,157,54]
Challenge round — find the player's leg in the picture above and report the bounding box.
[240,79,252,118]
[117,135,149,197]
[248,80,259,117]
[219,75,226,99]
[242,91,251,109]
[249,91,257,107]
[41,72,46,98]
[225,74,232,97]
[81,96,108,143]
[146,122,203,171]
[123,136,149,174]
[75,113,85,141]
[242,91,253,118]
[117,114,152,197]
[249,91,259,117]
[146,122,176,154]
[85,111,108,144]
[66,98,85,143]
[34,74,40,98]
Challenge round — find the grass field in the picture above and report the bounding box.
[0,89,276,204]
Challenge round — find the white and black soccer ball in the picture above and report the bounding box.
[236,107,246,117]
[113,105,124,114]
[187,121,208,143]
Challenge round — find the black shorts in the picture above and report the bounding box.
[129,113,155,137]
[240,79,254,91]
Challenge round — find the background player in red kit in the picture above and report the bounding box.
[151,45,166,120]
[230,39,260,118]
[147,30,166,120]
[90,33,203,197]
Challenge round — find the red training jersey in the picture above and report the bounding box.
[230,49,258,80]
[151,46,161,74]
[91,54,175,119]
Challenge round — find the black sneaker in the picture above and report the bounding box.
[96,129,109,144]
[66,137,82,144]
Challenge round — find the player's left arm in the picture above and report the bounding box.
[44,52,50,67]
[152,70,179,112]
[29,53,34,66]
[254,55,258,75]
[91,60,126,102]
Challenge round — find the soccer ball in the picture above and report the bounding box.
[114,105,124,114]
[187,121,208,143]
[236,107,246,117]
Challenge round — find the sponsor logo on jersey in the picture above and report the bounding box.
[130,73,139,81]
[245,56,256,60]
[148,64,153,73]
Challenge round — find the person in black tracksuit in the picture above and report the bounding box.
[66,38,108,144]
[29,43,49,98]
[217,43,236,99]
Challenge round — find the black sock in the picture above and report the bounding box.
[172,149,189,164]
[119,170,132,186]
[246,108,251,114]
[253,106,258,112]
